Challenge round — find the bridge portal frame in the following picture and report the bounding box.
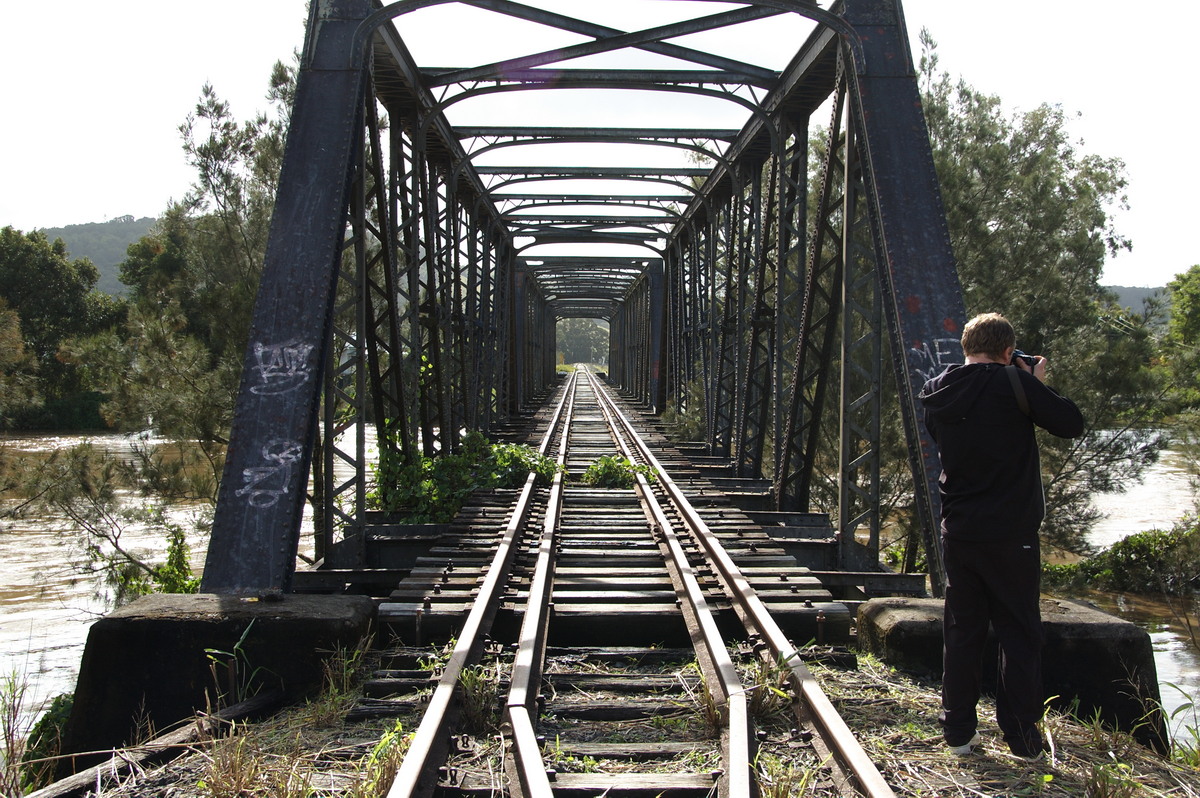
[202,0,966,597]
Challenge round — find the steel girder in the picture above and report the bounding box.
[661,0,964,592]
[608,264,663,409]
[205,1,518,591]
[203,0,964,595]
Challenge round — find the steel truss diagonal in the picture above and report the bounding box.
[204,0,966,598]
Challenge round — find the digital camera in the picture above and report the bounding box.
[1011,349,1037,369]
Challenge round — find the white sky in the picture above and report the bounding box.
[0,0,1194,288]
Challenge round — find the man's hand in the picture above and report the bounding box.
[1016,354,1047,382]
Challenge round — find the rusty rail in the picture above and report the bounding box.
[588,370,897,798]
[387,372,577,797]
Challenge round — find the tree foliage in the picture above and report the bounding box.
[557,318,608,365]
[1043,520,1200,597]
[919,32,1163,554]
[1161,264,1200,409]
[0,298,38,427]
[0,227,123,426]
[17,442,202,606]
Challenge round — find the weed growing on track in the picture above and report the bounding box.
[579,455,655,488]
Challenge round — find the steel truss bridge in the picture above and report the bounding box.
[201,0,967,598]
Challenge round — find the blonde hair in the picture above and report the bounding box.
[961,312,1015,359]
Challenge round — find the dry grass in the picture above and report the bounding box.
[1,670,34,798]
[47,646,1200,798]
[813,653,1200,797]
[86,645,421,798]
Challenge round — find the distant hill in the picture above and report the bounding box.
[1104,285,1166,314]
[38,215,157,296]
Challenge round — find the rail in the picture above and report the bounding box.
[381,367,896,797]
[586,369,896,798]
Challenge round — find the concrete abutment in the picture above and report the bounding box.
[56,593,376,776]
[857,597,1168,751]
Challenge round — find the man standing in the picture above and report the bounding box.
[918,312,1084,759]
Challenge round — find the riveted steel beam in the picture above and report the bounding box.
[458,127,741,141]
[203,0,373,594]
[440,1,782,83]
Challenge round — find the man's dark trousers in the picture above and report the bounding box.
[941,536,1044,755]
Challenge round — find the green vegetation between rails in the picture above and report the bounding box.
[368,430,561,523]
[579,455,656,488]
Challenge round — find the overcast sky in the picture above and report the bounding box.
[0,1,1193,288]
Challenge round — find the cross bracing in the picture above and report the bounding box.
[203,0,968,600]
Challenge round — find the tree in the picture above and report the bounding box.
[0,228,100,369]
[18,66,297,606]
[918,32,1164,554]
[557,318,609,365]
[1160,264,1200,409]
[0,227,124,427]
[0,298,37,427]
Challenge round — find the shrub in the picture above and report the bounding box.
[579,455,655,488]
[21,693,72,791]
[1043,519,1200,595]
[367,431,561,522]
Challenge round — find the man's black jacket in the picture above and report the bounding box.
[918,363,1084,542]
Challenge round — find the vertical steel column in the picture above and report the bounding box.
[774,116,809,482]
[203,0,370,593]
[837,122,884,571]
[710,198,738,459]
[637,275,653,405]
[419,157,451,454]
[843,0,966,593]
[664,238,687,413]
[737,158,775,479]
[701,216,720,451]
[318,90,373,563]
[496,238,515,419]
[510,263,528,412]
[648,261,667,410]
[444,182,467,446]
[541,292,556,390]
[461,212,481,431]
[393,116,425,459]
[607,304,621,386]
[362,100,410,458]
[776,69,851,514]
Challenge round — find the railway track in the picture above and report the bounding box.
[371,369,896,798]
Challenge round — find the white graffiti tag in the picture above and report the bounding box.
[235,439,304,508]
[909,337,962,383]
[250,340,315,395]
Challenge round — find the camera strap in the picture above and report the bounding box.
[1005,365,1031,417]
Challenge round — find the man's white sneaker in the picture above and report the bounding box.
[947,732,981,755]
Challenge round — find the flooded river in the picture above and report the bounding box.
[2,432,1199,740]
[0,433,213,725]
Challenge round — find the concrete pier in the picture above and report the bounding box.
[857,597,1168,751]
[57,593,376,774]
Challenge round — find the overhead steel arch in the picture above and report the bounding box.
[204,0,966,599]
